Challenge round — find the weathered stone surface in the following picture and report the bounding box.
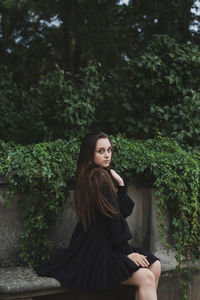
[157,271,185,300]
[0,190,23,266]
[126,185,179,272]
[0,267,60,294]
[126,185,151,250]
[50,191,77,249]
[150,190,178,271]
[191,270,200,300]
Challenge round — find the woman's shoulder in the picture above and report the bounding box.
[90,164,110,177]
[90,166,112,187]
[90,167,117,198]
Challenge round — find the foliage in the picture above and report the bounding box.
[0,0,125,86]
[122,0,198,57]
[96,35,200,152]
[0,135,199,277]
[0,66,42,144]
[0,0,199,86]
[34,63,104,141]
[1,35,200,152]
[0,63,103,144]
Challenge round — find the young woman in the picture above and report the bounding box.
[35,132,161,300]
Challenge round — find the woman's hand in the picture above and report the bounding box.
[127,253,150,268]
[110,169,124,186]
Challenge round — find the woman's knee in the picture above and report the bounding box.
[122,268,156,288]
[150,260,161,279]
[141,269,156,288]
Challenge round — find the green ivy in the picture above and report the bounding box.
[0,138,80,265]
[0,135,199,298]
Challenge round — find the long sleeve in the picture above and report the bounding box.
[117,185,135,218]
[101,181,133,245]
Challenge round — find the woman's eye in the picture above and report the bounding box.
[97,148,112,154]
[98,150,104,154]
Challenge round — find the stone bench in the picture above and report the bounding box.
[0,267,68,300]
[0,267,136,300]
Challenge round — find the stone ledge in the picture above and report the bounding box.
[1,267,200,300]
[0,267,61,294]
[0,267,136,300]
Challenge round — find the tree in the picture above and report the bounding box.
[120,0,198,59]
[0,0,124,87]
[1,0,199,87]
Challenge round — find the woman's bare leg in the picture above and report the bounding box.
[149,260,161,289]
[135,288,139,300]
[121,268,157,300]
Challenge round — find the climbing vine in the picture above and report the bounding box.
[0,135,199,298]
[0,139,80,265]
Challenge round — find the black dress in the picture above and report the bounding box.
[35,180,159,292]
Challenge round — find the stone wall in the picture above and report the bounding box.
[0,176,23,266]
[0,176,200,299]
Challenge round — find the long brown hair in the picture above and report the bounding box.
[74,132,118,230]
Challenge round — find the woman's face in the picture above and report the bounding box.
[94,138,112,167]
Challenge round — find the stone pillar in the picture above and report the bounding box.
[0,176,23,266]
[126,185,152,250]
[125,184,178,273]
[50,190,78,248]
[150,189,178,272]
